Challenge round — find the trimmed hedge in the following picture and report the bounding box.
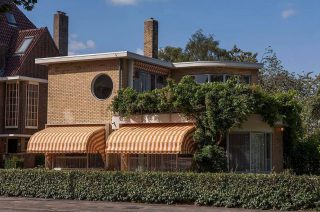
[0,169,319,210]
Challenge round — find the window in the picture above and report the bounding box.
[15,37,33,54]
[5,12,17,26]
[193,75,209,83]
[210,74,224,82]
[228,132,272,173]
[5,82,19,128]
[92,74,113,100]
[133,70,165,92]
[25,83,39,128]
[191,74,251,84]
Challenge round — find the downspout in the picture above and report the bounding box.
[119,59,123,89]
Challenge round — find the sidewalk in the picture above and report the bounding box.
[0,197,295,212]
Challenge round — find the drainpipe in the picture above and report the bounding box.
[119,59,123,89]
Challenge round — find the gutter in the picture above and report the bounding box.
[0,76,48,83]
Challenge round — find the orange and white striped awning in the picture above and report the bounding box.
[106,124,196,154]
[27,126,106,157]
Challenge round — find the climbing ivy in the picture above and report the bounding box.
[112,76,302,171]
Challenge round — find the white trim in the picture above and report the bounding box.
[0,134,31,138]
[0,76,48,83]
[25,82,39,129]
[173,61,263,69]
[35,51,173,68]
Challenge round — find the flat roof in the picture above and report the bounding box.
[35,51,173,68]
[173,61,263,69]
[35,51,263,70]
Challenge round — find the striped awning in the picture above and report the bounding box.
[106,124,196,154]
[27,126,106,158]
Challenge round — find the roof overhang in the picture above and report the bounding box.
[173,61,263,69]
[35,51,173,68]
[0,76,48,83]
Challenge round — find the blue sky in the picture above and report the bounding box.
[23,0,320,74]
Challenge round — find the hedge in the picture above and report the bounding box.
[0,169,319,210]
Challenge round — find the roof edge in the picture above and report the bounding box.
[35,51,173,68]
[173,61,263,69]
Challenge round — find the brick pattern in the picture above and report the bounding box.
[171,67,259,84]
[144,19,158,58]
[47,60,120,125]
[134,61,170,75]
[272,128,283,172]
[0,82,5,132]
[53,12,68,56]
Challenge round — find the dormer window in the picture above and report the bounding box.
[15,37,33,54]
[5,12,17,26]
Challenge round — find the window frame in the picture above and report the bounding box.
[227,131,273,173]
[25,82,39,129]
[5,81,19,128]
[5,12,17,26]
[15,36,34,55]
[91,74,113,101]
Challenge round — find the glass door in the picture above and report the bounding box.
[250,133,271,172]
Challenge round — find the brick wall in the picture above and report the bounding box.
[170,67,259,84]
[0,82,5,133]
[47,59,120,125]
[20,30,59,79]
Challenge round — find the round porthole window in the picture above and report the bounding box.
[92,74,113,100]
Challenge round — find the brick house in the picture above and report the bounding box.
[28,18,284,173]
[0,0,68,167]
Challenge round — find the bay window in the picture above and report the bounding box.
[25,82,39,128]
[5,82,19,128]
[228,132,272,173]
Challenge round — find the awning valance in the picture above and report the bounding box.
[27,126,106,157]
[106,124,196,154]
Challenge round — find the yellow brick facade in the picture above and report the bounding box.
[47,59,119,125]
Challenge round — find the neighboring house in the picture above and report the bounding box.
[0,0,66,167]
[28,18,284,173]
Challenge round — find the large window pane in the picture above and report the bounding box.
[229,133,250,172]
[229,132,272,173]
[193,75,209,84]
[5,82,19,128]
[25,83,39,128]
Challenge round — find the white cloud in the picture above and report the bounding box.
[136,48,143,55]
[282,8,296,19]
[108,0,137,5]
[68,35,96,55]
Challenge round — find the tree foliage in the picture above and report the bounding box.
[158,29,257,63]
[0,0,37,13]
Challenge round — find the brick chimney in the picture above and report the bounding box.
[54,11,68,56]
[144,18,158,58]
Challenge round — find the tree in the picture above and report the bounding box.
[158,29,257,63]
[0,0,37,13]
[158,46,186,63]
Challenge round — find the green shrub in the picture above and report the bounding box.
[4,156,24,169]
[0,169,320,210]
[193,145,227,172]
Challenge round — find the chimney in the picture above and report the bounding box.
[144,18,158,58]
[54,11,68,56]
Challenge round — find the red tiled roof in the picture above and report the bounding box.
[0,0,59,77]
[4,28,46,76]
[0,0,36,46]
